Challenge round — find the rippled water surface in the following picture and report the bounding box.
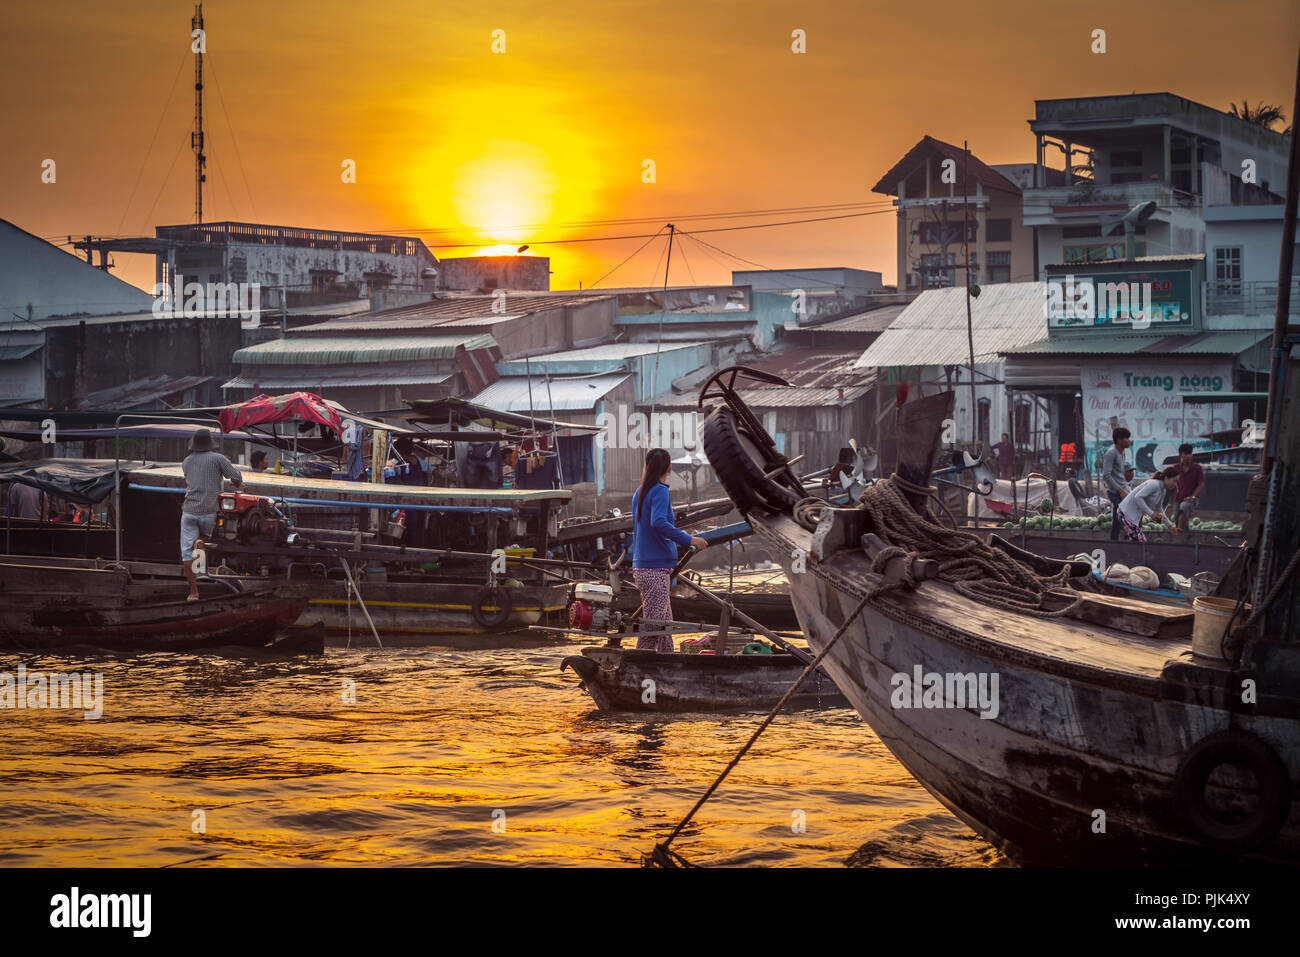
[0,641,1003,867]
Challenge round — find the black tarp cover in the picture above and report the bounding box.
[0,458,155,504]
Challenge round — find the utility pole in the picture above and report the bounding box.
[192,3,206,224]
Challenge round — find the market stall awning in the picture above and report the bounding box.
[0,424,257,442]
[405,397,603,434]
[0,458,155,504]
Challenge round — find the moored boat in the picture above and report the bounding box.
[562,645,847,712]
[699,364,1299,866]
[0,555,306,652]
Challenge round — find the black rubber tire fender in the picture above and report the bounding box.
[471,585,514,630]
[1173,729,1291,852]
[700,406,802,515]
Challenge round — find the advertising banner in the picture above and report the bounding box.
[1082,361,1234,474]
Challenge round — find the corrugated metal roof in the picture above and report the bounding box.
[650,384,870,409]
[507,341,711,363]
[232,334,496,365]
[84,374,214,408]
[854,283,1048,368]
[471,374,629,412]
[786,304,907,334]
[1003,330,1271,357]
[223,371,451,390]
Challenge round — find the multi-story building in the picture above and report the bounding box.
[1024,92,1291,273]
[872,136,1043,291]
[74,221,440,311]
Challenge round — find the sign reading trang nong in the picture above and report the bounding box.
[1082,362,1234,474]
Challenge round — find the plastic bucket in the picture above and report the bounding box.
[1191,596,1249,659]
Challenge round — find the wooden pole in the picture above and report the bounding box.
[964,141,978,530]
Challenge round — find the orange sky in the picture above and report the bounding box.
[1,0,1296,293]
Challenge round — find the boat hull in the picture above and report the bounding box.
[751,513,1300,866]
[0,559,306,652]
[561,645,848,712]
[304,579,569,636]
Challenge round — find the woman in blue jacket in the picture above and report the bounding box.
[631,448,707,652]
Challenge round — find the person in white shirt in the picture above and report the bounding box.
[1117,469,1180,542]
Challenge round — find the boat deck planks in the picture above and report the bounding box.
[129,466,572,505]
[762,512,1192,684]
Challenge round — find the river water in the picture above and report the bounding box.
[0,640,1003,867]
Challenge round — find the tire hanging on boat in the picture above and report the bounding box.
[1172,729,1291,851]
[470,584,514,630]
[700,407,802,515]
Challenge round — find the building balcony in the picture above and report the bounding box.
[1023,180,1198,226]
[1206,278,1300,318]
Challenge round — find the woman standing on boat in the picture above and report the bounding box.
[1117,469,1180,542]
[631,448,707,652]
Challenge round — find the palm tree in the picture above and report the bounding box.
[1228,100,1291,135]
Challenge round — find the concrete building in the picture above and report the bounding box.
[0,219,239,414]
[730,267,883,299]
[74,221,439,311]
[611,285,795,350]
[872,136,1041,291]
[1024,92,1291,274]
[437,255,550,292]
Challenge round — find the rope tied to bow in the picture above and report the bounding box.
[854,475,1083,618]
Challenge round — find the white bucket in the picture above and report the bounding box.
[1191,596,1249,660]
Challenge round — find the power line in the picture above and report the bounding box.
[116,48,189,236]
[207,50,258,221]
[426,207,896,251]
[358,200,894,238]
[585,225,668,289]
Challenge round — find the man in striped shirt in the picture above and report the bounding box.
[181,428,242,601]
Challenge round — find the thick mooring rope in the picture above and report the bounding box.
[851,475,1083,618]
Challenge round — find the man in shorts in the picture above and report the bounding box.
[181,428,243,600]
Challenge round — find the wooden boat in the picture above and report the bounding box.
[0,555,307,652]
[699,365,1300,866]
[669,566,800,630]
[562,644,847,712]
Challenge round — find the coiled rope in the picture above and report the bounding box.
[837,475,1083,618]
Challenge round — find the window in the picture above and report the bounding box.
[1013,400,1032,442]
[986,250,1011,284]
[1063,242,1145,263]
[1214,247,1243,294]
[976,398,991,446]
[920,253,955,288]
[985,219,1012,242]
[918,220,976,245]
[1110,150,1143,168]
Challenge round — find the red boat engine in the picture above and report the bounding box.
[216,492,290,546]
[567,583,613,632]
